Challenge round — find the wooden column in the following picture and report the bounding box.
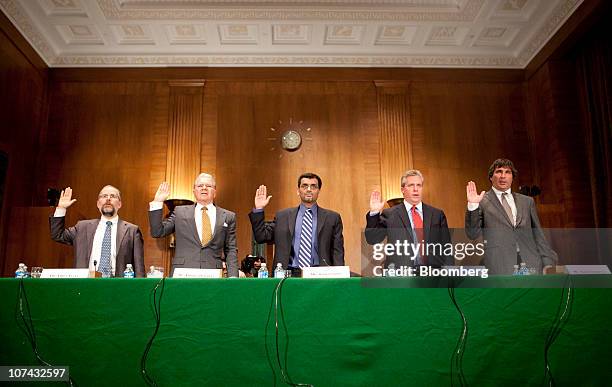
[375,81,413,202]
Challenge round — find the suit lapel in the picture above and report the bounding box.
[317,206,327,239]
[213,207,224,239]
[186,205,200,242]
[396,204,414,242]
[422,203,433,242]
[486,190,513,227]
[85,219,99,260]
[288,207,299,240]
[116,219,128,253]
[512,192,523,226]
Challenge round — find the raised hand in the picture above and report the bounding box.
[466,181,485,204]
[57,187,77,209]
[153,182,170,202]
[254,185,272,209]
[369,190,385,213]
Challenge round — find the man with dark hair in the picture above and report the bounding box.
[248,173,345,270]
[465,158,558,274]
[49,185,145,277]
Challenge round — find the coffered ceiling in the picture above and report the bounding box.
[0,0,584,68]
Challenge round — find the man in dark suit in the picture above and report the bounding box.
[249,172,344,270]
[49,185,145,277]
[149,173,238,277]
[465,158,558,275]
[365,170,452,269]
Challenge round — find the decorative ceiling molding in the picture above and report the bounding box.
[0,0,584,68]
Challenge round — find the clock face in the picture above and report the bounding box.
[281,130,302,151]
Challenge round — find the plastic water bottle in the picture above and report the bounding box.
[15,263,28,278]
[274,263,285,278]
[387,263,396,277]
[258,263,269,278]
[512,264,520,276]
[123,264,135,278]
[519,262,528,276]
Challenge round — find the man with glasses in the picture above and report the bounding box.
[249,172,345,271]
[149,173,238,277]
[49,185,145,277]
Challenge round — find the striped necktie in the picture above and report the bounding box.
[298,208,313,268]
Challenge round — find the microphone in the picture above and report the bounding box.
[94,260,98,272]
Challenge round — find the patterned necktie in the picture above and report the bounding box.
[201,207,212,245]
[99,221,113,278]
[411,206,427,265]
[501,193,515,226]
[298,208,313,268]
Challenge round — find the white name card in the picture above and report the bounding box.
[565,265,611,275]
[172,268,223,278]
[40,269,90,279]
[301,266,350,279]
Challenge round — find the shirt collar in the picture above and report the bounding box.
[196,202,215,212]
[403,200,422,213]
[491,187,512,197]
[100,215,119,225]
[299,203,318,213]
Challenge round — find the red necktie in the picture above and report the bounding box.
[411,205,427,265]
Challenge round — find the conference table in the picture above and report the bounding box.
[1,276,611,386]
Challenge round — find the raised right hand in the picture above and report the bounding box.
[369,190,385,213]
[466,181,485,204]
[254,185,272,209]
[154,182,170,202]
[57,187,77,209]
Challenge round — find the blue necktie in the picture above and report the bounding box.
[99,221,113,277]
[298,209,313,268]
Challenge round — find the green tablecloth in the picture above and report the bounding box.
[1,277,611,386]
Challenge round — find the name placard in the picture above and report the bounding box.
[301,266,350,279]
[40,269,90,279]
[172,268,223,278]
[565,265,611,275]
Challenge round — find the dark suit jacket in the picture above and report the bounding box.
[49,216,145,277]
[365,202,452,267]
[465,190,558,275]
[149,205,238,277]
[249,206,345,269]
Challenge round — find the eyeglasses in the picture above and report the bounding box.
[195,184,215,189]
[300,184,319,190]
[98,194,120,200]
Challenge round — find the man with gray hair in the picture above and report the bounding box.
[49,185,145,277]
[149,173,238,277]
[365,170,452,269]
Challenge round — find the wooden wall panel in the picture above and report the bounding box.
[211,81,379,270]
[0,14,48,275]
[409,81,532,228]
[4,64,598,275]
[36,82,170,271]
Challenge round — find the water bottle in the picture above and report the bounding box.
[387,263,396,277]
[274,263,285,278]
[123,264,135,278]
[512,264,520,276]
[258,263,268,278]
[15,263,27,278]
[519,262,528,276]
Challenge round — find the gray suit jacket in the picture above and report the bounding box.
[465,190,558,275]
[249,206,344,269]
[49,216,145,277]
[149,205,238,277]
